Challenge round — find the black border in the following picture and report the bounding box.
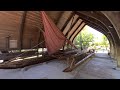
[0,0,120,10]
[0,0,119,88]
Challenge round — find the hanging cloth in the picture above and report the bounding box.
[41,11,77,55]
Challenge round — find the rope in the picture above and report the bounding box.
[4,40,45,63]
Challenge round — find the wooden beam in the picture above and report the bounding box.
[19,11,27,51]
[75,12,109,33]
[75,12,120,45]
[6,35,11,50]
[77,17,115,46]
[85,22,114,46]
[65,16,80,37]
[61,12,75,32]
[72,24,86,43]
[86,22,108,36]
[68,21,84,40]
[74,12,116,44]
[29,38,32,48]
[38,30,41,48]
[83,20,115,45]
[56,11,64,25]
[63,52,95,72]
[83,19,109,35]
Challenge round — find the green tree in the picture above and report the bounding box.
[74,29,94,49]
[74,25,110,52]
[100,35,109,50]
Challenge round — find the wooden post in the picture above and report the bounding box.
[29,38,33,49]
[80,33,83,50]
[36,30,41,58]
[19,11,27,52]
[37,26,42,49]
[6,35,11,50]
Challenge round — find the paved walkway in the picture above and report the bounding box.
[0,52,120,79]
[72,53,120,79]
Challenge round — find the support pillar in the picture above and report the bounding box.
[19,11,27,52]
[116,45,120,67]
[110,43,115,59]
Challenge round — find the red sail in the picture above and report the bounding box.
[41,11,77,55]
[41,11,66,54]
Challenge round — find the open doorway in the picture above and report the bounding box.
[73,25,110,54]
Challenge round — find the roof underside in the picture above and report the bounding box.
[0,11,119,50]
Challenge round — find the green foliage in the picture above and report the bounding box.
[74,27,109,51]
[74,29,94,48]
[100,35,109,50]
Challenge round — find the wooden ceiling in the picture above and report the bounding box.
[0,11,119,50]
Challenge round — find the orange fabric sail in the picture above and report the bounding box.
[41,11,77,55]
